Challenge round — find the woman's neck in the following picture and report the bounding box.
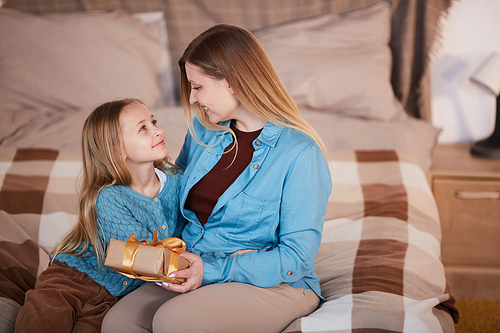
[233,105,267,132]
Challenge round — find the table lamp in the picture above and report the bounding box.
[469,52,500,158]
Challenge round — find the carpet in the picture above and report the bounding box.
[454,299,500,333]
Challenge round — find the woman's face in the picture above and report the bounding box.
[185,62,240,124]
[119,102,168,170]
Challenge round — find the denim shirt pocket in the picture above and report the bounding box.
[216,190,280,247]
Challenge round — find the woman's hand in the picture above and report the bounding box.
[158,251,203,293]
[230,249,268,257]
[230,249,258,257]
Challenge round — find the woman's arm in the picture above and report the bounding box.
[170,143,332,289]
[162,249,261,293]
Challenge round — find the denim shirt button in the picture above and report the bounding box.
[253,164,259,169]
[287,270,293,276]
[255,140,261,146]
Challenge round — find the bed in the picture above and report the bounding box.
[0,0,459,332]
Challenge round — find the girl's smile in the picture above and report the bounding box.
[152,139,165,149]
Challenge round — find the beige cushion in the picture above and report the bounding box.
[0,9,172,112]
[255,2,400,120]
[301,105,441,172]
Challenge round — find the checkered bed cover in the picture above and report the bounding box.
[0,148,458,332]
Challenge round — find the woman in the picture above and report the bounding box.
[102,24,332,333]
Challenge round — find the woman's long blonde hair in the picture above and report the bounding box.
[178,23,328,158]
[51,98,177,267]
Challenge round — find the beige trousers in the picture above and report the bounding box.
[101,282,319,333]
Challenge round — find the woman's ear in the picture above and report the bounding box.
[226,79,235,95]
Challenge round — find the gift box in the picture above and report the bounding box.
[104,231,189,284]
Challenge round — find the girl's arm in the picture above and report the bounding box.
[96,188,158,244]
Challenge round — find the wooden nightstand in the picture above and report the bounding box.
[428,143,500,300]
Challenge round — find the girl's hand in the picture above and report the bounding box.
[158,251,203,293]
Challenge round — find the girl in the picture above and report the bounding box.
[102,24,332,333]
[15,98,185,333]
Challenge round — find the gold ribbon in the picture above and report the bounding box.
[119,230,186,283]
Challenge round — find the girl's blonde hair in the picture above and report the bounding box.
[178,23,328,158]
[51,98,177,267]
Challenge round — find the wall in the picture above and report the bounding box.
[431,0,500,143]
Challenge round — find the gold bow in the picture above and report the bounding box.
[120,230,186,283]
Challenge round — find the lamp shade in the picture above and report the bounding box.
[470,52,500,96]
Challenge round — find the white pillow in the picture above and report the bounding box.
[0,9,174,111]
[133,11,175,107]
[255,2,401,120]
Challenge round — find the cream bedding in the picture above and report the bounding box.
[0,105,438,171]
[0,143,458,333]
[0,1,458,332]
[0,105,457,333]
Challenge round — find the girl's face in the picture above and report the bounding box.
[185,62,240,124]
[119,102,168,169]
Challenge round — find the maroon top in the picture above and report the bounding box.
[185,122,263,225]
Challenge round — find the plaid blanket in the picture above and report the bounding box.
[0,147,458,332]
[0,148,79,305]
[285,150,459,332]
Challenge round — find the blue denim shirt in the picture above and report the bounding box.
[176,118,332,298]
